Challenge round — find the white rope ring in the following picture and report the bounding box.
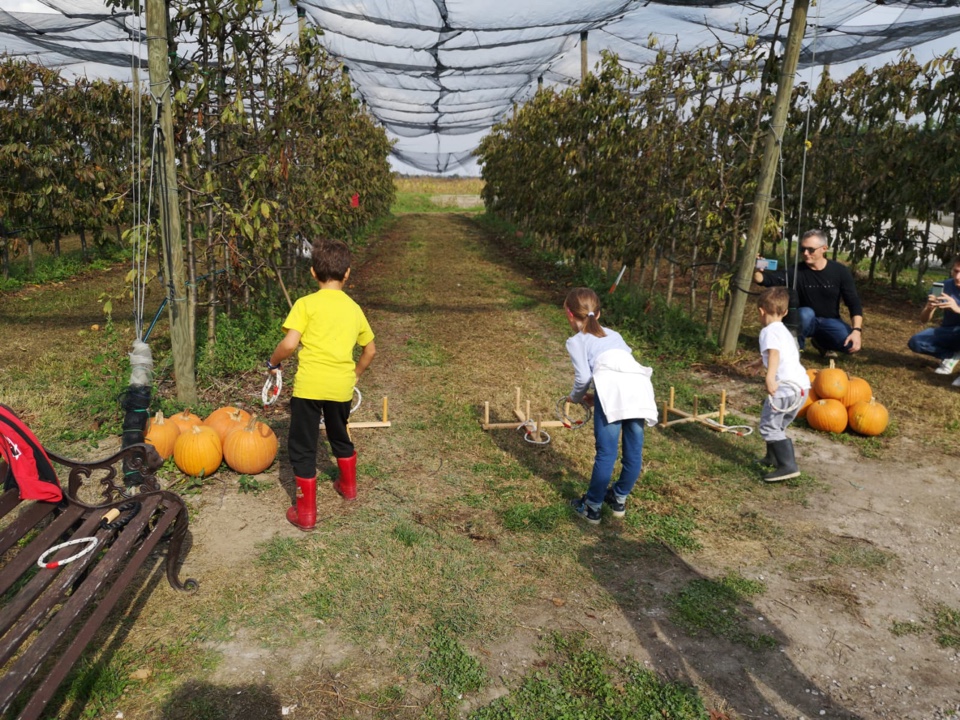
[767,380,807,415]
[517,420,551,445]
[555,397,592,429]
[262,369,283,406]
[37,536,100,570]
[319,387,363,428]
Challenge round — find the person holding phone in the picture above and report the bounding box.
[753,229,863,358]
[908,255,960,380]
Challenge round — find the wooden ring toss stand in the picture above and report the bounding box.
[480,387,587,444]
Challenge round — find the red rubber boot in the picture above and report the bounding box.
[334,453,357,500]
[286,476,317,530]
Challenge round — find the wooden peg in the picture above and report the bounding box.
[484,401,490,425]
[382,396,389,423]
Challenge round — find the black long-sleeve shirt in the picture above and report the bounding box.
[759,260,863,320]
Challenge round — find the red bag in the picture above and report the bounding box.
[0,404,62,502]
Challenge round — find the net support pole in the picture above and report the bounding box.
[146,0,197,403]
[720,0,810,355]
[580,31,588,81]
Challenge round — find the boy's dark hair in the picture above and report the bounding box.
[758,286,789,316]
[951,255,960,270]
[311,239,352,282]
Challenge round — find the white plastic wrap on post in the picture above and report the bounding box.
[128,340,154,386]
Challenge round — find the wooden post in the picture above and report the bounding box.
[580,31,588,81]
[383,397,389,423]
[692,396,699,419]
[721,0,811,354]
[483,401,489,426]
[525,400,531,423]
[515,387,521,416]
[719,390,727,426]
[146,0,196,403]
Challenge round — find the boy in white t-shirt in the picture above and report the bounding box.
[757,287,811,482]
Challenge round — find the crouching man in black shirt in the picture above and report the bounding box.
[753,229,863,357]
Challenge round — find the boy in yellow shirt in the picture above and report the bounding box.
[268,239,376,530]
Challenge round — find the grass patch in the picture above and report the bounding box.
[405,337,448,366]
[419,625,487,714]
[668,574,777,651]
[470,632,707,719]
[501,502,567,532]
[889,604,960,648]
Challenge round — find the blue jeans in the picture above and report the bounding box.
[583,398,645,511]
[908,325,960,360]
[797,307,853,353]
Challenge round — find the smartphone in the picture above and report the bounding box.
[755,258,778,271]
[932,281,944,297]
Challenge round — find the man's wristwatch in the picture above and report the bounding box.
[852,328,862,333]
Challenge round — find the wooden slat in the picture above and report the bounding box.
[17,504,182,720]
[0,502,60,557]
[0,504,85,598]
[0,487,22,518]
[0,495,162,713]
[0,509,105,661]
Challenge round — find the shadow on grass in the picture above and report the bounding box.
[159,681,283,719]
[488,419,862,718]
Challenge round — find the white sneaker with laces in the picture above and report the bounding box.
[935,354,960,375]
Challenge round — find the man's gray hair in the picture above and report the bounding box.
[802,229,827,247]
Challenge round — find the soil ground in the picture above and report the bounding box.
[2,213,960,719]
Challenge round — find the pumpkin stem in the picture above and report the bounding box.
[245,415,258,431]
[828,359,836,369]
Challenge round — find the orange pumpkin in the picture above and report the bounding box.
[806,398,848,434]
[204,406,252,444]
[223,416,278,475]
[806,368,818,385]
[173,424,223,477]
[812,360,849,401]
[797,388,819,419]
[841,376,873,408]
[848,398,889,436]
[169,409,204,435]
[144,411,180,460]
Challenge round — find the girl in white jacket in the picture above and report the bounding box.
[564,288,658,525]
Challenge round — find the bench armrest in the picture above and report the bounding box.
[46,443,163,505]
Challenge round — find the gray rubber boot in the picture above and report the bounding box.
[762,439,800,483]
[754,442,776,468]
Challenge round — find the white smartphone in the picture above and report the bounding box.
[932,281,944,297]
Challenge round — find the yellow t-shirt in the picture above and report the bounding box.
[282,289,374,401]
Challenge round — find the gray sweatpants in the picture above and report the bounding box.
[759,391,801,442]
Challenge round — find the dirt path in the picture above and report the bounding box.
[5,214,959,719]
[178,215,960,719]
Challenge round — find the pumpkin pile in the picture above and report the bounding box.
[803,360,889,437]
[144,406,278,477]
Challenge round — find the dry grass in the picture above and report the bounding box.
[393,175,484,195]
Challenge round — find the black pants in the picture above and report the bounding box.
[288,397,354,479]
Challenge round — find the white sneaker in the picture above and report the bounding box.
[935,354,960,375]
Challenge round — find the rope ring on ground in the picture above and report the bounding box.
[517,420,551,445]
[37,536,100,570]
[555,397,592,429]
[262,369,283,406]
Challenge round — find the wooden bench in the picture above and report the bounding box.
[0,443,196,720]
